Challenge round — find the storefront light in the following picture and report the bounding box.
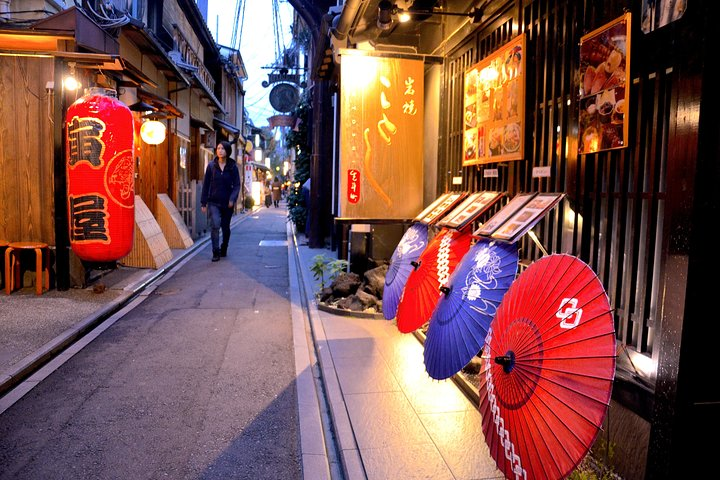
[64,62,80,91]
[140,120,166,145]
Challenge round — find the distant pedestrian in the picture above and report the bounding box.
[201,141,240,262]
[272,176,282,207]
[264,180,272,207]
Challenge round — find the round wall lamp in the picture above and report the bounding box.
[140,120,166,145]
[64,62,81,91]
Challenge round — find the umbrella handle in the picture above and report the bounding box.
[494,351,516,373]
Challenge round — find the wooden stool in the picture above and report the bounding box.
[5,241,50,295]
[0,240,7,290]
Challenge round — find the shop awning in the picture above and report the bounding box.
[189,70,225,114]
[190,117,214,131]
[138,88,184,118]
[31,6,119,54]
[0,33,156,88]
[247,161,271,172]
[52,51,157,88]
[213,117,240,135]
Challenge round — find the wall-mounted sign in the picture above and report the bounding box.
[462,34,526,166]
[532,166,551,178]
[267,114,295,128]
[579,13,631,154]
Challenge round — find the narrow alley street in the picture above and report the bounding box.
[0,205,302,479]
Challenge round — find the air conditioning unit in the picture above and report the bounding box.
[202,131,216,148]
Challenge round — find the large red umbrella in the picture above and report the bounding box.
[477,254,616,480]
[395,228,473,333]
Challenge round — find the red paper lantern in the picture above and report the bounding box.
[65,88,135,261]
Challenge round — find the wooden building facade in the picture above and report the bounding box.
[0,0,246,286]
[308,0,719,478]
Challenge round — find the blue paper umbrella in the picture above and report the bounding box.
[423,239,518,380]
[382,223,429,320]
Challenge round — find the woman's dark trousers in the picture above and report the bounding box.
[208,203,232,258]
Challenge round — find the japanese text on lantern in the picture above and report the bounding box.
[347,169,360,203]
[67,115,111,243]
[69,194,109,242]
[67,116,107,167]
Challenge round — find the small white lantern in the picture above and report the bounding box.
[140,120,167,145]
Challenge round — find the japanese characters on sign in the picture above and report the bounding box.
[347,169,360,204]
[462,34,526,166]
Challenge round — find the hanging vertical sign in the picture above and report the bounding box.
[339,50,424,218]
[65,88,135,262]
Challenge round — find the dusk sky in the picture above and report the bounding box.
[207,0,295,128]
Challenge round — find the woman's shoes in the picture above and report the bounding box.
[212,250,220,262]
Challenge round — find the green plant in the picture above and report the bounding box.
[327,258,349,280]
[567,440,619,480]
[309,254,348,291]
[286,184,307,233]
[285,92,311,232]
[243,196,254,210]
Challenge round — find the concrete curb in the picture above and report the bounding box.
[293,241,367,480]
[288,222,336,480]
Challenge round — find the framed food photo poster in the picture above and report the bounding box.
[462,34,526,166]
[579,12,631,154]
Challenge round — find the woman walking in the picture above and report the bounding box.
[201,141,241,262]
[271,176,282,207]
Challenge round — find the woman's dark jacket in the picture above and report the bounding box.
[200,157,241,207]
